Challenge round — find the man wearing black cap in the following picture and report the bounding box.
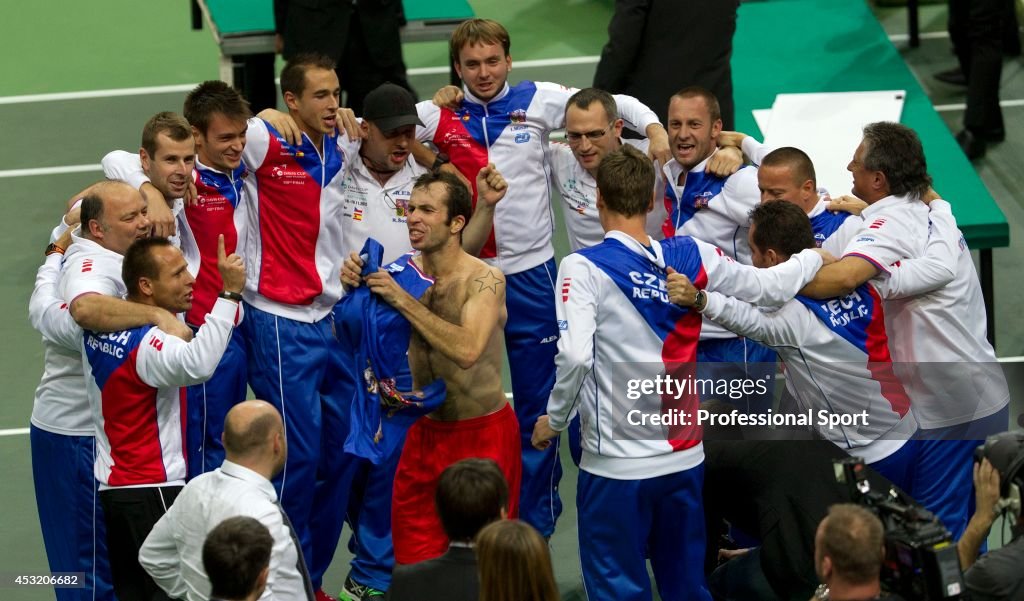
[337,83,430,266]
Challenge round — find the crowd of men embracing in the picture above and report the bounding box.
[28,15,1016,601]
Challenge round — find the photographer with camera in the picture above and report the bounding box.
[811,504,905,601]
[956,432,1024,601]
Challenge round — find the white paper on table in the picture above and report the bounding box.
[758,91,905,197]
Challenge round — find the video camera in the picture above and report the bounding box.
[833,457,964,600]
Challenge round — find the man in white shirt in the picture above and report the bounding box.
[802,122,941,294]
[140,400,313,601]
[547,88,668,252]
[802,122,1006,538]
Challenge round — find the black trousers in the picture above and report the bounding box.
[949,0,1015,133]
[99,485,182,601]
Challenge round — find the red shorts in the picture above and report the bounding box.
[391,402,521,564]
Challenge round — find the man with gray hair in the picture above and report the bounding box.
[802,122,1010,540]
[801,122,940,295]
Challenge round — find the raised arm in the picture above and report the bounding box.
[698,239,825,305]
[135,235,244,387]
[798,255,879,299]
[461,164,506,256]
[874,198,959,299]
[29,244,82,351]
[102,150,176,238]
[367,264,505,370]
[667,268,800,346]
[805,206,930,299]
[609,92,669,163]
[957,459,1001,570]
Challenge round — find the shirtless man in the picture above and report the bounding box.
[341,166,519,566]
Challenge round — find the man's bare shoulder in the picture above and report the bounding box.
[462,256,505,298]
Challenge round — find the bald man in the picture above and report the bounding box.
[140,401,314,601]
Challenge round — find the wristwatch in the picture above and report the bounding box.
[44,243,65,256]
[431,152,450,173]
[693,289,708,313]
[219,290,243,302]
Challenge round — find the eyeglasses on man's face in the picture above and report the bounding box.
[565,124,615,143]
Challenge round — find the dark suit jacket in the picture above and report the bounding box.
[274,0,405,66]
[385,546,478,601]
[593,0,739,128]
[703,440,903,600]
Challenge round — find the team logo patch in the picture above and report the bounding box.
[353,208,363,221]
[558,320,568,331]
[393,198,409,218]
[693,191,714,210]
[510,109,527,124]
[868,218,886,229]
[561,277,572,302]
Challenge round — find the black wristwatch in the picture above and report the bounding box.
[219,290,243,302]
[431,152,450,173]
[45,243,66,257]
